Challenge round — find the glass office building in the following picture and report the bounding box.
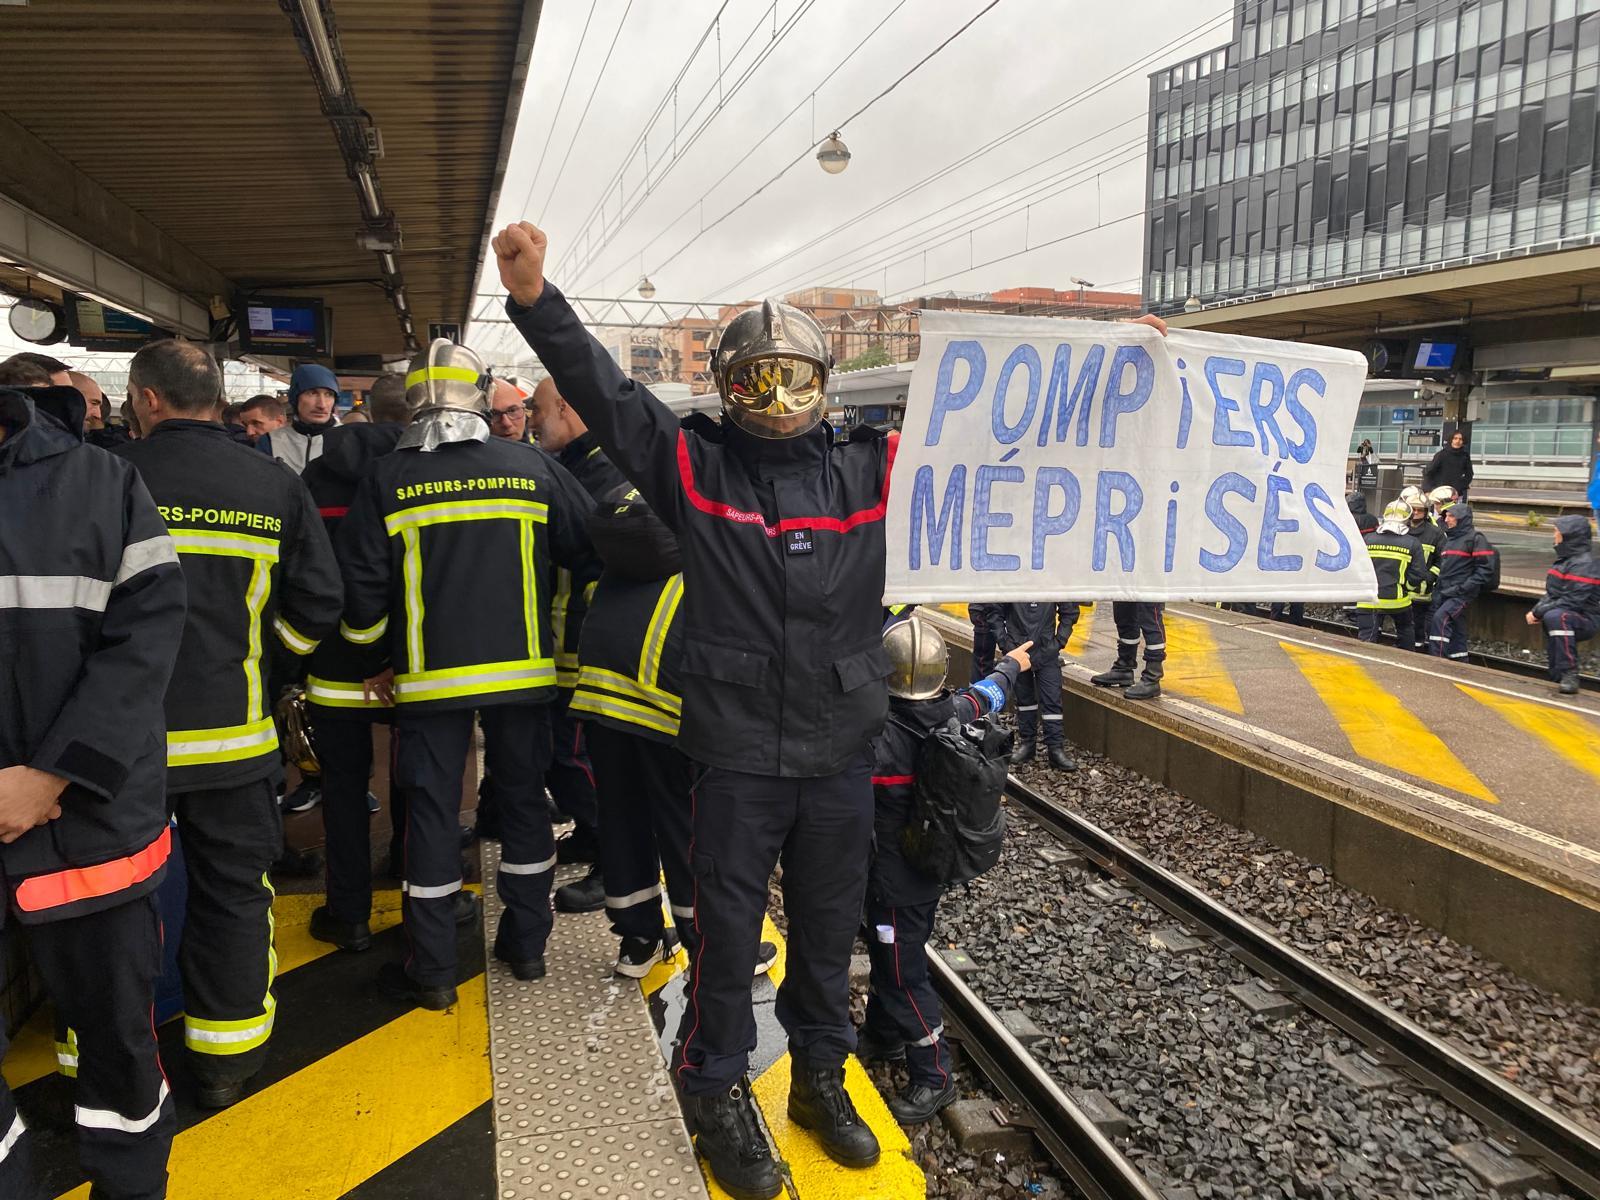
[1144,0,1600,314]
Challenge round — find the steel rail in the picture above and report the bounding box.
[927,951,1163,1200]
[1003,775,1600,1198]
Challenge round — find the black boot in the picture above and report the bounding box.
[787,1060,880,1168]
[1046,744,1077,771]
[377,960,456,1010]
[1124,674,1162,700]
[888,1079,958,1125]
[1560,671,1581,695]
[854,1024,906,1064]
[454,890,480,926]
[309,905,372,952]
[686,1081,781,1200]
[554,866,605,913]
[1008,738,1036,765]
[1090,662,1136,687]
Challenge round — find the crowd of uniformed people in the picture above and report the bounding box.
[1,220,1597,1200]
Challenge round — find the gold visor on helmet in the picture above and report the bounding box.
[723,357,825,435]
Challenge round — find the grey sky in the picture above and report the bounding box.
[473,0,1233,355]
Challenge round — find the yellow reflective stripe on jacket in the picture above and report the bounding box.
[1357,597,1413,609]
[404,364,481,389]
[382,497,549,536]
[305,676,387,709]
[168,716,278,767]
[394,659,556,703]
[577,666,682,715]
[272,614,319,655]
[341,615,388,645]
[638,575,685,688]
[401,527,425,672]
[243,560,270,725]
[167,528,281,561]
[570,688,680,737]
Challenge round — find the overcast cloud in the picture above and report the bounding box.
[471,0,1234,357]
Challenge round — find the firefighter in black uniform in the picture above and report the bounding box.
[1090,602,1167,700]
[1354,501,1429,646]
[0,380,185,1200]
[527,377,628,914]
[116,339,343,1108]
[1401,485,1446,651]
[988,601,1078,770]
[336,340,598,1008]
[967,602,1000,682]
[299,419,404,951]
[498,220,888,1198]
[860,618,1029,1125]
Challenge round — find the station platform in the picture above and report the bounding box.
[5,844,926,1199]
[931,600,1600,1002]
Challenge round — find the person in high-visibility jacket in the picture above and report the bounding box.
[1354,501,1429,646]
[116,340,343,1109]
[335,340,598,1008]
[0,377,186,1200]
[1400,485,1446,651]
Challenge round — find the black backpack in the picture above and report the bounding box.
[1483,541,1501,593]
[896,716,1012,886]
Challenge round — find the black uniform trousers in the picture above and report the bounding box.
[1408,598,1433,651]
[969,612,997,683]
[1428,597,1472,660]
[395,703,554,986]
[1111,602,1167,677]
[1543,608,1598,675]
[173,779,281,1085]
[861,897,949,1091]
[587,724,695,948]
[317,716,380,925]
[1354,606,1413,647]
[1013,655,1064,747]
[0,893,174,1200]
[672,754,874,1096]
[546,693,599,846]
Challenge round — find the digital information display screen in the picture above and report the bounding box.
[69,299,156,344]
[1413,340,1458,371]
[246,305,318,343]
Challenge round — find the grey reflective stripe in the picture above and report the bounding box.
[910,1024,944,1048]
[1145,642,1166,650]
[1118,637,1141,645]
[0,1112,23,1164]
[0,575,112,612]
[499,855,557,876]
[114,535,178,585]
[1042,713,1063,720]
[605,883,662,909]
[77,1081,169,1133]
[670,903,696,920]
[1550,630,1576,636]
[1018,704,1038,712]
[404,879,462,899]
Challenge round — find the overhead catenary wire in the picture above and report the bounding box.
[533,0,638,218]
[512,0,603,218]
[569,0,913,292]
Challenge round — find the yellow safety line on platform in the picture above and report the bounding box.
[1281,642,1497,803]
[1458,683,1600,785]
[273,889,405,976]
[55,975,491,1200]
[643,916,923,1200]
[1065,603,1096,657]
[1161,615,1245,714]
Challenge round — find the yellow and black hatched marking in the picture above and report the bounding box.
[3,889,495,1200]
[641,913,927,1200]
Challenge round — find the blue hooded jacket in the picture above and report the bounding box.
[1533,515,1600,621]
[1435,503,1497,601]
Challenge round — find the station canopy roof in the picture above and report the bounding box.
[1168,245,1600,347]
[0,0,539,364]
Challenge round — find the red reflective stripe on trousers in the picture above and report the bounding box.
[872,775,915,787]
[15,825,172,913]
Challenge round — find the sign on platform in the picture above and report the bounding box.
[429,322,463,344]
[884,312,1378,604]
[1390,406,1415,423]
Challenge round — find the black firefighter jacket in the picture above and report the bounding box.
[1533,515,1600,621]
[0,390,187,922]
[509,283,896,778]
[335,431,599,713]
[1435,505,1498,602]
[868,657,1021,905]
[1357,528,1429,609]
[116,419,343,792]
[550,431,627,689]
[300,423,404,717]
[988,602,1080,666]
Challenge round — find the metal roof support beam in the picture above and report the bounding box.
[0,112,229,318]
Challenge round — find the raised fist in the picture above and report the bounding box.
[492,222,549,307]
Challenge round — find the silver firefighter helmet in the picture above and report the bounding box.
[405,339,493,417]
[712,299,831,439]
[1380,499,1412,535]
[883,616,949,701]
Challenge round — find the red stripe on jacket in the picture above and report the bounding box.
[15,825,172,914]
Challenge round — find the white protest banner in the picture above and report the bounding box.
[884,311,1378,604]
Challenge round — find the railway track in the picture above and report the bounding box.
[928,776,1600,1200]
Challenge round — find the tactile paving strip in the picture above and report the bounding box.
[482,842,710,1199]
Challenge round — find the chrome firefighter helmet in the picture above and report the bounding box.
[883,616,949,701]
[1399,484,1427,516]
[1428,485,1458,513]
[274,687,319,775]
[1380,500,1412,534]
[712,300,831,439]
[404,339,492,417]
